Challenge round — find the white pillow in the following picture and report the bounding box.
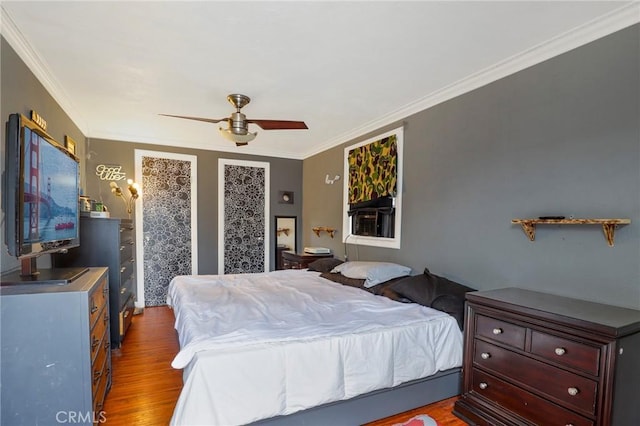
[331,261,411,288]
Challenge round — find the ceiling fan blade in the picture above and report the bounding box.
[159,114,227,124]
[248,119,308,130]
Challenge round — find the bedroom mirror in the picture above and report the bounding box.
[275,216,297,269]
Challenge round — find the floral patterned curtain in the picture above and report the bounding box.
[347,134,398,204]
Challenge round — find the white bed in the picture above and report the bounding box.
[167,269,463,426]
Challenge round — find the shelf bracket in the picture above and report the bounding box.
[602,223,616,247]
[518,221,536,241]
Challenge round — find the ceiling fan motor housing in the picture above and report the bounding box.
[230,112,250,135]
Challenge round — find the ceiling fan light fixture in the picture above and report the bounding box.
[218,127,257,145]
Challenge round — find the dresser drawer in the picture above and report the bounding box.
[90,308,109,363]
[471,369,594,426]
[119,296,135,338]
[91,329,109,398]
[475,314,526,350]
[474,339,597,414]
[530,330,601,376]
[119,275,134,309]
[120,257,135,283]
[119,239,135,264]
[89,277,108,329]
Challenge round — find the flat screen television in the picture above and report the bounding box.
[2,113,86,284]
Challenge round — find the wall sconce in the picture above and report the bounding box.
[110,179,139,218]
[325,174,340,185]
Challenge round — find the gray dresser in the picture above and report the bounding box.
[54,217,136,347]
[1,267,111,425]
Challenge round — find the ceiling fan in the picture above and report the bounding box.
[160,94,308,146]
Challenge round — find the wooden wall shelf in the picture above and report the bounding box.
[312,227,336,238]
[511,218,631,247]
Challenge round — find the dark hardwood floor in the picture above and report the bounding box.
[102,306,467,425]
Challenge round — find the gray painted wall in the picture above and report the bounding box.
[303,25,640,309]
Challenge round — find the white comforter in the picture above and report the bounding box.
[167,269,462,425]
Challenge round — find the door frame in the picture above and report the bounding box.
[217,158,270,273]
[134,149,198,308]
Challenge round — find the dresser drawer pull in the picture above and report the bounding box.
[103,286,108,296]
[92,336,100,350]
[120,245,125,251]
[492,328,503,335]
[103,313,109,324]
[555,347,566,356]
[91,304,98,314]
[567,387,579,396]
[121,287,127,295]
[481,352,491,360]
[93,370,102,384]
[479,382,488,390]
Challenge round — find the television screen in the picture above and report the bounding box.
[3,113,80,259]
[21,125,79,251]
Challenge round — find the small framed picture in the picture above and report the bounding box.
[65,135,76,155]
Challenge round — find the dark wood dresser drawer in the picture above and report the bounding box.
[474,339,597,414]
[471,369,594,426]
[475,314,526,350]
[530,330,601,376]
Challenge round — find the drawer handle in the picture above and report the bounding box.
[120,266,126,273]
[130,257,135,264]
[93,369,102,384]
[120,245,125,251]
[91,305,99,314]
[492,328,503,335]
[555,347,566,356]
[92,336,100,350]
[104,313,109,324]
[479,382,488,390]
[481,352,491,360]
[121,287,127,295]
[567,387,579,396]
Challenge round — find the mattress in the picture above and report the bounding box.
[167,269,463,425]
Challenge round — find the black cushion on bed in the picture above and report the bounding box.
[308,258,345,273]
[389,268,474,330]
[319,271,366,288]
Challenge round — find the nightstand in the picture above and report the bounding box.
[281,251,333,270]
[453,287,640,426]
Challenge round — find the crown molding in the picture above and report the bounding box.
[302,2,640,159]
[1,6,89,135]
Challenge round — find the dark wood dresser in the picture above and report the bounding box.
[453,287,640,426]
[281,250,333,269]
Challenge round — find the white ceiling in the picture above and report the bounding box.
[2,1,638,159]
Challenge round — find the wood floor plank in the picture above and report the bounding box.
[102,306,467,425]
